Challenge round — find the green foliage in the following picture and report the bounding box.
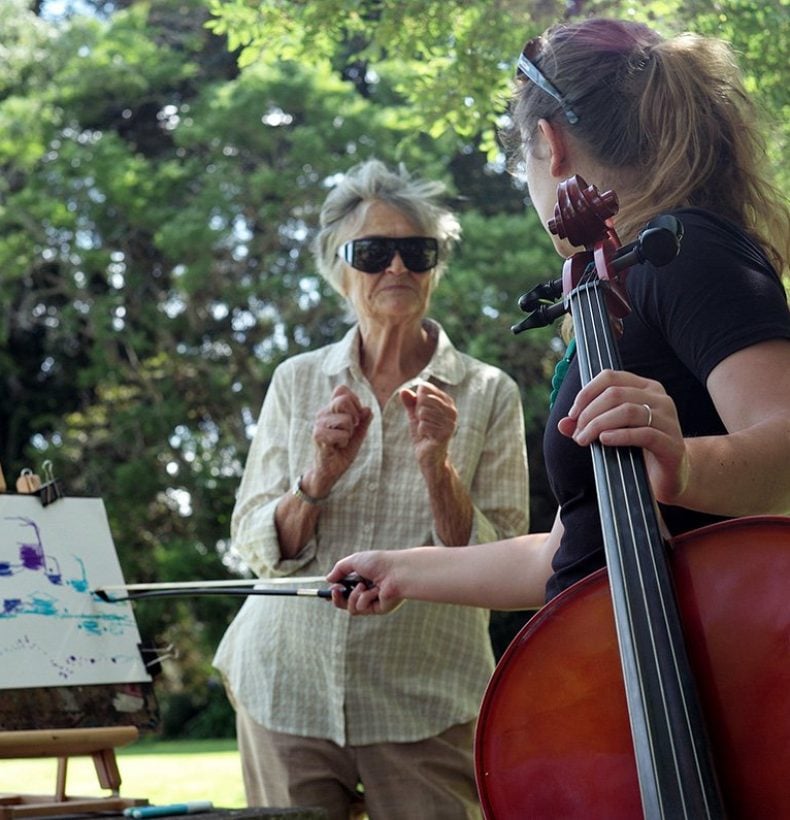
[160,682,236,739]
[206,0,560,146]
[208,0,788,174]
[5,0,785,735]
[0,0,55,96]
[1,0,564,732]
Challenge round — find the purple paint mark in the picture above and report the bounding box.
[3,516,64,585]
[20,544,44,571]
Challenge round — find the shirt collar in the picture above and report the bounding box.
[322,318,467,386]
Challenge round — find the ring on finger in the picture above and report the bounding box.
[642,403,653,428]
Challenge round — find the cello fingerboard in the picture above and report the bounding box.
[571,276,726,819]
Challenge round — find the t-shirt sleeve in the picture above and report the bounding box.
[630,211,790,383]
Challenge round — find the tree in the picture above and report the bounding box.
[207,0,789,177]
[2,0,560,733]
[6,0,785,735]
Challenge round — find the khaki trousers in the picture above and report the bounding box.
[235,704,482,820]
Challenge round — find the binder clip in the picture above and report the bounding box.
[38,460,64,506]
[16,467,42,494]
[138,641,178,679]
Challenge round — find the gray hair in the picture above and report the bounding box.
[313,159,462,296]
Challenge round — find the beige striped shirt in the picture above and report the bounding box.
[213,320,529,745]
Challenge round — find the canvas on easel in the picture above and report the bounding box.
[0,495,151,689]
[0,494,157,817]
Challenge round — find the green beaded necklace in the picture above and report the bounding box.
[548,338,576,409]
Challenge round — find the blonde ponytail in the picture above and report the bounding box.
[505,20,789,275]
[628,35,789,273]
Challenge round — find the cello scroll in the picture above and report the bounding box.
[511,175,683,334]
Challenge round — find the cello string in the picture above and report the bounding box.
[584,282,682,739]
[586,281,712,794]
[579,275,710,803]
[574,277,686,803]
[573,276,649,661]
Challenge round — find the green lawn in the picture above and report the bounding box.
[0,738,246,808]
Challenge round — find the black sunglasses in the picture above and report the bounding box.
[516,37,579,125]
[338,236,439,274]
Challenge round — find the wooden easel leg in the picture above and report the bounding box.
[55,759,67,802]
[92,749,122,796]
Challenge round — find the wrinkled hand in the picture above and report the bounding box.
[558,369,689,505]
[326,551,404,615]
[400,382,457,473]
[312,385,372,490]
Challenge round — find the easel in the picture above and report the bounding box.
[0,477,156,818]
[0,726,148,818]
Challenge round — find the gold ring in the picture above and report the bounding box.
[642,403,653,428]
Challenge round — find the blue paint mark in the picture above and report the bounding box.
[28,595,57,616]
[69,556,89,593]
[80,619,102,636]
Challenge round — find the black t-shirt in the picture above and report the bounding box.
[543,208,790,601]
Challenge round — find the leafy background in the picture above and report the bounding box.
[1,0,786,736]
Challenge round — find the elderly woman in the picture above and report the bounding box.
[213,159,530,819]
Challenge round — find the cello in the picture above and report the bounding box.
[474,176,790,818]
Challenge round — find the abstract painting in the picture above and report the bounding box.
[0,496,152,688]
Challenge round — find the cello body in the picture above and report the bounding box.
[474,515,790,818]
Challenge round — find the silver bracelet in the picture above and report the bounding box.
[291,474,330,506]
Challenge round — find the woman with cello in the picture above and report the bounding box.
[328,17,790,818]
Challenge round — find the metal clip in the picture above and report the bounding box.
[39,460,64,507]
[138,641,179,678]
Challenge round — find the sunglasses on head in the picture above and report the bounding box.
[517,37,579,125]
[338,236,439,274]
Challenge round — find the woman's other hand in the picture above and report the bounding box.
[400,382,458,474]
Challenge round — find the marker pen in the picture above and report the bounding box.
[124,801,214,818]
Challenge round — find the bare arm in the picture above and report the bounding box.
[420,461,474,546]
[680,340,790,515]
[328,511,562,613]
[273,479,324,559]
[401,377,531,546]
[562,339,790,516]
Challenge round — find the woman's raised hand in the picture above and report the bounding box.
[400,381,458,474]
[311,385,373,488]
